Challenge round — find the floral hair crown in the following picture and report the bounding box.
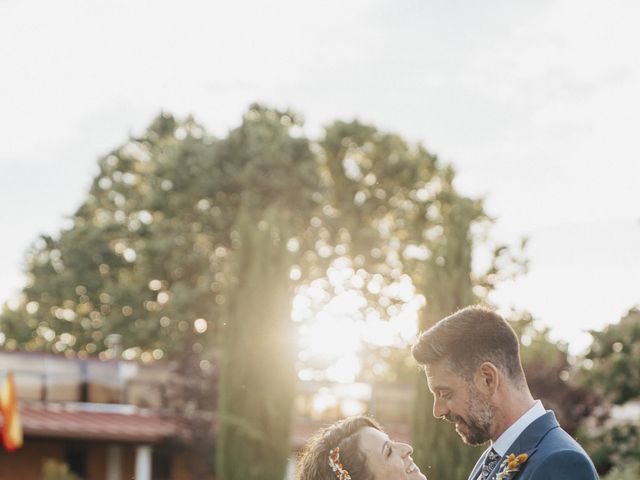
[328,447,351,480]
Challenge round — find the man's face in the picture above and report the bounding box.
[425,361,495,445]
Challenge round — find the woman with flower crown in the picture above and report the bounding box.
[296,415,427,480]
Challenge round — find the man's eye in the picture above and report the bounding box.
[439,391,451,400]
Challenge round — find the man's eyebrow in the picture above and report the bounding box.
[427,380,449,391]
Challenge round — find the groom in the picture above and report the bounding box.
[412,306,598,480]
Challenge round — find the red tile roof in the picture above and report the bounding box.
[0,404,193,444]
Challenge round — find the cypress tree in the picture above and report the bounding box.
[214,105,320,480]
[411,190,485,479]
[217,208,296,480]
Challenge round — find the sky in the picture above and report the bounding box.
[1,0,638,355]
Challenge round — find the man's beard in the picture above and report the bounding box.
[445,392,495,445]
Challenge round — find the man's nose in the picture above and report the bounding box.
[433,397,448,418]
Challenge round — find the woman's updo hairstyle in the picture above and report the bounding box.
[296,415,382,480]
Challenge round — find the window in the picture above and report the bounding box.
[65,447,87,478]
[152,451,172,480]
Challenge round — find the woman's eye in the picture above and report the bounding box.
[387,447,393,458]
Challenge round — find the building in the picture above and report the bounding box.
[1,350,415,480]
[0,350,215,480]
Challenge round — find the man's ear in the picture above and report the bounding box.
[475,362,499,395]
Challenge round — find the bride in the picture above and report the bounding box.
[296,416,427,480]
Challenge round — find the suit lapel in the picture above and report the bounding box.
[488,411,560,480]
[469,412,561,480]
[506,411,559,456]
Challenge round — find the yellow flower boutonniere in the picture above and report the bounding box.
[495,453,528,480]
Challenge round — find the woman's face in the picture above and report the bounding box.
[357,427,427,480]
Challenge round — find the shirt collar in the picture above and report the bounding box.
[491,400,545,457]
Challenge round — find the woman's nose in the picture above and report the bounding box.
[397,442,413,457]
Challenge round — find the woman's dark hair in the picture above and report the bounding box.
[297,416,382,480]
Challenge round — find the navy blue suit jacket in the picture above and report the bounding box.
[467,412,598,480]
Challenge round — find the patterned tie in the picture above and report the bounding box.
[479,449,501,480]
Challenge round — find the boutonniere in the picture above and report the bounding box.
[495,453,528,480]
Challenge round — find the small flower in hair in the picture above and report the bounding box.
[329,447,351,480]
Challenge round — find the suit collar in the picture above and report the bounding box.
[496,411,560,476]
[468,412,559,480]
[492,400,546,456]
[506,411,560,455]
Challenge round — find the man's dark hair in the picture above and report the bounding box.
[412,306,526,386]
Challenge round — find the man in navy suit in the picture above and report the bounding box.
[412,306,598,479]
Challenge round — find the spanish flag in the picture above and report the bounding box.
[0,372,23,451]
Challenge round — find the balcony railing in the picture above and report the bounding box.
[0,350,216,413]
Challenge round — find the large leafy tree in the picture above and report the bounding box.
[2,105,322,480]
[1,105,522,478]
[0,113,231,362]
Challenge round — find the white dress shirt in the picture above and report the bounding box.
[491,400,546,457]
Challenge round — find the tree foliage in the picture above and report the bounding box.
[602,461,640,480]
[1,113,226,362]
[41,459,83,480]
[582,308,640,404]
[583,423,640,474]
[0,105,526,478]
[509,311,598,435]
[578,308,640,473]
